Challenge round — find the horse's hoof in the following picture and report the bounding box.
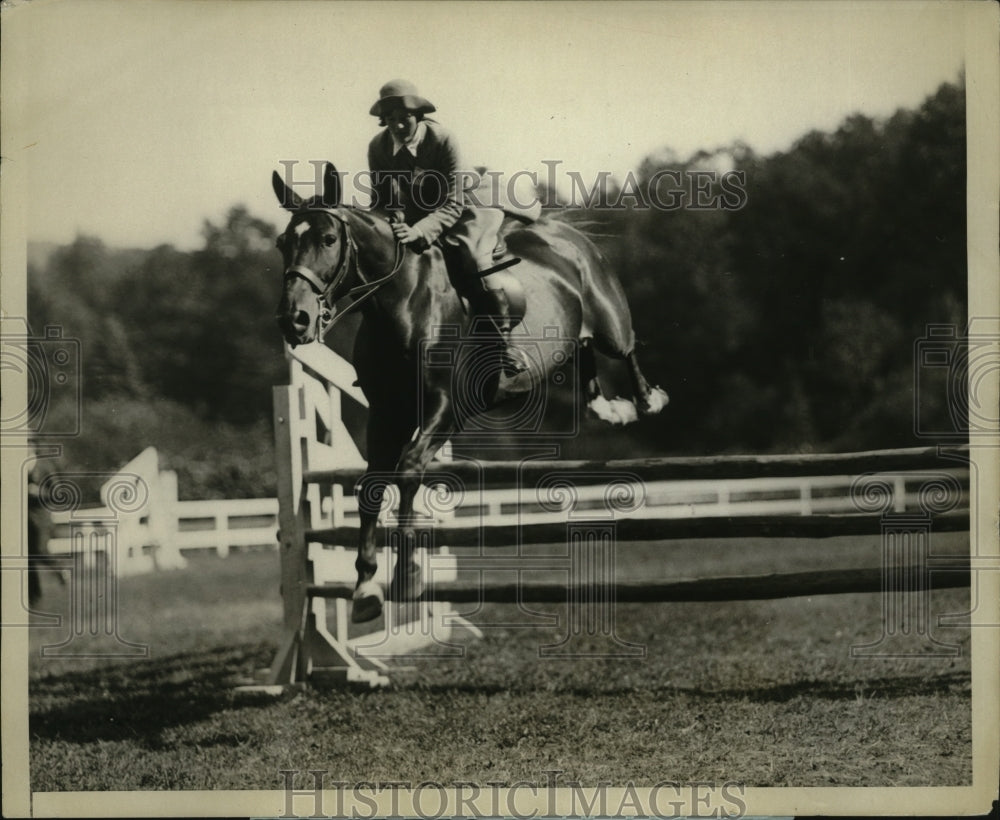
[640,386,669,415]
[387,562,424,602]
[587,394,638,425]
[352,581,384,623]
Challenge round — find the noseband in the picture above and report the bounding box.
[282,208,404,342]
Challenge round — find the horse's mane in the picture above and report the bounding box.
[357,207,392,226]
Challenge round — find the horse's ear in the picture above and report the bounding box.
[272,170,304,210]
[322,163,342,207]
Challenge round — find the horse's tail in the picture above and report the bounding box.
[539,209,614,238]
[503,215,594,287]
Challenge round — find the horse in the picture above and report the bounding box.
[272,163,667,622]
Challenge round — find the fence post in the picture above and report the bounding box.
[799,480,813,516]
[893,475,907,513]
[215,512,230,558]
[266,384,310,684]
[154,469,187,570]
[102,447,159,576]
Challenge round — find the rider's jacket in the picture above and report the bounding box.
[367,119,465,244]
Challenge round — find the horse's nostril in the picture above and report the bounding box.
[292,311,310,331]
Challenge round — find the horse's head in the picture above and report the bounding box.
[272,164,353,346]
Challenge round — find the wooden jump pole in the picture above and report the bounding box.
[304,444,969,488]
[305,509,969,548]
[307,558,972,604]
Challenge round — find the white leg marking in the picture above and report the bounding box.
[588,395,639,425]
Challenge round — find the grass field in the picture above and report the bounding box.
[27,533,972,791]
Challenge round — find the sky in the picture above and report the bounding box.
[4,0,969,250]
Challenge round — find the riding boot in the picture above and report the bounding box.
[483,286,529,376]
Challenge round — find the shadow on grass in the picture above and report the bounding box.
[31,642,970,753]
[29,642,275,748]
[401,671,971,702]
[706,671,971,703]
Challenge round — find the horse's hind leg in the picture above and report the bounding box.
[586,277,668,418]
[625,348,669,416]
[589,335,668,419]
[579,338,602,404]
[580,337,636,424]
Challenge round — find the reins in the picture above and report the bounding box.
[282,208,406,342]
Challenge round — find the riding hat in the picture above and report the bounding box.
[369,79,436,117]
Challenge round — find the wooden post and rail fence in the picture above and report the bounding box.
[24,340,974,687]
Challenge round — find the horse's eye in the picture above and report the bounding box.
[324,234,337,247]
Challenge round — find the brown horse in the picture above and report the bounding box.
[273,163,667,622]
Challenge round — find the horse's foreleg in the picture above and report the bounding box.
[353,471,388,623]
[353,408,416,623]
[388,391,456,602]
[386,478,424,607]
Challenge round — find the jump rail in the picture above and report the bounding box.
[308,557,972,604]
[305,510,969,548]
[246,344,972,692]
[303,444,969,486]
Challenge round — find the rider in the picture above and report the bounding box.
[367,79,526,374]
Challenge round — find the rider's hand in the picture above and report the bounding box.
[391,222,425,245]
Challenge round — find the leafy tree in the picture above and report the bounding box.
[583,77,966,453]
[116,207,286,423]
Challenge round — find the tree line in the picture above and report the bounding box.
[27,78,966,498]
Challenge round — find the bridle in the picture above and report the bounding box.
[281,208,406,342]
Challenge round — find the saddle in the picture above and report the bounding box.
[440,215,528,328]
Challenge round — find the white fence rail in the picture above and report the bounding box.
[321,471,969,527]
[172,498,279,557]
[45,453,968,578]
[46,448,279,576]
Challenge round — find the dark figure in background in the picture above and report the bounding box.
[27,457,52,606]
